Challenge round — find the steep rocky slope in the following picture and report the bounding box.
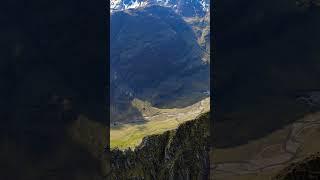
[110,5,209,123]
[185,11,210,61]
[109,112,210,179]
[111,0,211,60]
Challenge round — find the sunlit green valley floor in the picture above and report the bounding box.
[110,97,210,149]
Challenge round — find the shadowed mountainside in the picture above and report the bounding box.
[213,0,320,147]
[110,5,209,123]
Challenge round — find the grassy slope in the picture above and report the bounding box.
[110,97,209,149]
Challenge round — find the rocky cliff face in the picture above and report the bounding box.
[109,112,210,179]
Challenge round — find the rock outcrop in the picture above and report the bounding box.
[274,152,320,179]
[109,112,210,179]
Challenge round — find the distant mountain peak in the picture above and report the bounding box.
[110,0,210,17]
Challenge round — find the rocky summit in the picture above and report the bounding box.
[110,0,209,17]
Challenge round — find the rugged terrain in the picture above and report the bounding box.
[109,112,210,179]
[111,0,209,17]
[111,0,211,57]
[110,5,210,124]
[111,97,209,149]
[211,0,320,179]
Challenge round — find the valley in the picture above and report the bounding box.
[109,1,211,178]
[211,111,320,179]
[110,97,209,149]
[110,2,210,151]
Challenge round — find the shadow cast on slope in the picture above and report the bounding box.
[213,0,320,148]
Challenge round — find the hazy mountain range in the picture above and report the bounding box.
[110,0,209,17]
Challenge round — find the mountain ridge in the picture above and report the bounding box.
[111,0,210,17]
[109,112,210,179]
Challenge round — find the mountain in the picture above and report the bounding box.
[185,10,210,61]
[213,0,320,147]
[110,0,209,17]
[110,0,211,51]
[110,5,209,123]
[109,112,210,179]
